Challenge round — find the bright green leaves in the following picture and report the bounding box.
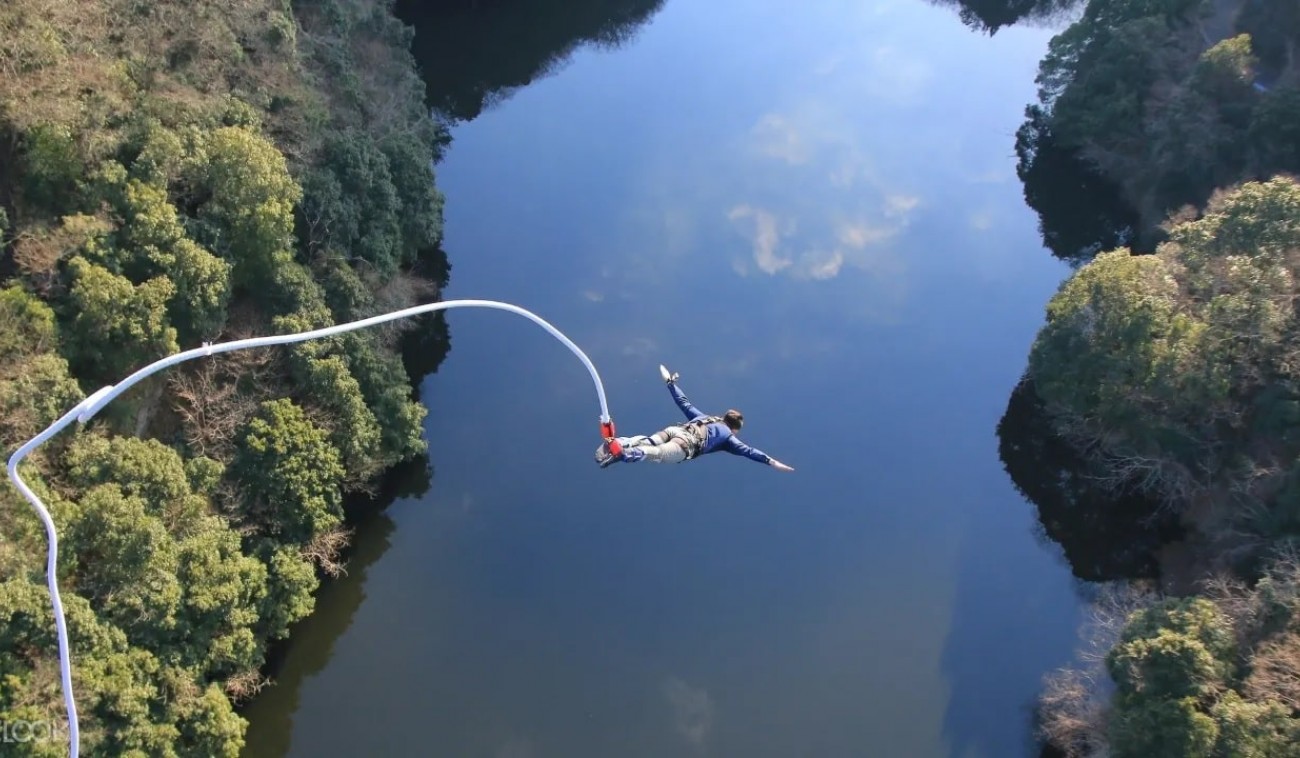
[65,257,179,380]
[173,518,266,676]
[1172,176,1300,263]
[1031,249,1205,452]
[198,126,302,284]
[0,283,59,357]
[235,398,345,545]
[63,484,184,646]
[257,544,318,642]
[60,434,268,678]
[67,436,195,505]
[1029,177,1300,496]
[0,286,83,452]
[1210,691,1300,758]
[1107,598,1236,700]
[1190,35,1257,106]
[1105,599,1229,758]
[1102,596,1300,758]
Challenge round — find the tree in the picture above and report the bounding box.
[65,435,193,507]
[1249,86,1300,175]
[168,682,245,758]
[292,351,383,484]
[997,376,1183,582]
[1108,598,1236,695]
[0,352,84,452]
[1210,691,1300,757]
[64,257,179,381]
[1104,598,1238,757]
[0,285,83,451]
[167,238,231,343]
[234,398,345,545]
[343,332,427,466]
[1027,178,1300,508]
[19,123,83,214]
[194,126,302,287]
[1029,249,1206,462]
[928,0,1086,35]
[298,132,403,275]
[1108,695,1219,758]
[1014,104,1140,263]
[173,516,266,676]
[256,543,318,641]
[379,131,445,260]
[0,283,60,358]
[61,484,183,648]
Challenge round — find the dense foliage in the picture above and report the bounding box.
[1012,1,1300,755]
[1015,0,1300,258]
[0,0,447,752]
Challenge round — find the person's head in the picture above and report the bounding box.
[723,409,744,432]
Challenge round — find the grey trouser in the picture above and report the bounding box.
[622,425,697,464]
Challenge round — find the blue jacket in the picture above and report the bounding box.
[669,383,772,464]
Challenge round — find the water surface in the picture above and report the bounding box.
[243,1,1087,755]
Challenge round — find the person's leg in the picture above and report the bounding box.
[650,425,685,445]
[623,439,689,463]
[619,426,680,449]
[598,425,692,466]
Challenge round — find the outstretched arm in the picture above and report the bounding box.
[668,381,706,421]
[724,437,794,471]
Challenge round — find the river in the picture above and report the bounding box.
[241,1,1089,755]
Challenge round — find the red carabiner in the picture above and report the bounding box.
[600,420,622,455]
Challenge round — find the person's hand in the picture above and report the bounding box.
[770,460,794,472]
[659,364,679,384]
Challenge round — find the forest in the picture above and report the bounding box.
[979,0,1300,754]
[0,0,448,753]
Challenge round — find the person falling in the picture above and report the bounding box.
[596,365,795,471]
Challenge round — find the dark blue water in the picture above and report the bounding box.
[243,1,1086,755]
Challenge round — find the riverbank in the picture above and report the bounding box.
[0,0,448,753]
[1004,0,1300,753]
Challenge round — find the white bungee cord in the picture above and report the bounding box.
[5,299,619,758]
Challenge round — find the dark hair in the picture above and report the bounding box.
[723,409,744,431]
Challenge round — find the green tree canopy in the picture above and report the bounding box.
[194,126,302,287]
[64,257,179,381]
[1028,178,1300,505]
[234,398,345,545]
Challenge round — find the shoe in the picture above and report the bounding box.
[659,364,679,383]
[595,439,621,468]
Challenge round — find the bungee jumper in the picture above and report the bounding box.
[596,365,795,472]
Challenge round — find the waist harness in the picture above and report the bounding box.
[672,415,724,459]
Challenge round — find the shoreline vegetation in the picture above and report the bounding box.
[985,0,1300,754]
[0,0,450,753]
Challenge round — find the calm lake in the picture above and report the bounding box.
[242,1,1090,755]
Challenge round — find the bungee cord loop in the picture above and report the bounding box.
[5,299,616,758]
